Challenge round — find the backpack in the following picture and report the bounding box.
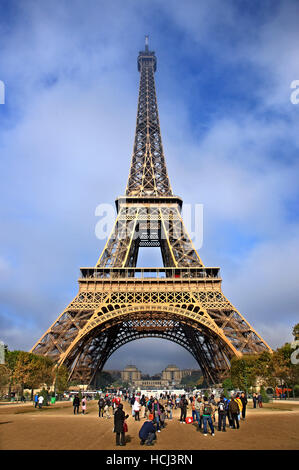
[229,399,239,414]
[218,401,225,412]
[203,403,212,415]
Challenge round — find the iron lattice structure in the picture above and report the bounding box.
[31,39,272,385]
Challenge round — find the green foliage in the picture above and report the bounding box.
[260,386,270,403]
[180,370,203,388]
[40,387,49,405]
[55,365,69,394]
[222,378,233,398]
[96,371,113,389]
[230,355,258,391]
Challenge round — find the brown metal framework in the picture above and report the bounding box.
[31,39,272,385]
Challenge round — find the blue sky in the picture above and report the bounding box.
[0,0,298,375]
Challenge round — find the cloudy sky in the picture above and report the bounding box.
[0,0,298,375]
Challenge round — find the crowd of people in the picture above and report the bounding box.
[91,390,261,446]
[68,390,266,446]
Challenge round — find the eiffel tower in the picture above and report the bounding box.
[31,38,272,385]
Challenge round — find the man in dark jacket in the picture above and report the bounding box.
[240,392,248,419]
[114,404,129,446]
[73,394,80,415]
[179,395,188,423]
[98,396,105,417]
[139,419,157,446]
[217,396,227,432]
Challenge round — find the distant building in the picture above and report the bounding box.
[121,365,142,383]
[120,364,199,389]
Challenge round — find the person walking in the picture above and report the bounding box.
[98,396,105,417]
[81,396,87,415]
[228,395,240,429]
[179,395,188,424]
[240,392,247,419]
[257,393,263,408]
[114,403,129,447]
[191,395,198,424]
[166,397,173,420]
[73,394,80,415]
[209,394,217,424]
[194,397,202,429]
[252,392,257,409]
[235,394,243,421]
[139,418,157,446]
[202,397,215,436]
[159,403,166,429]
[133,397,141,421]
[217,396,226,432]
[34,393,39,408]
[104,397,111,419]
[151,398,161,432]
[38,395,44,409]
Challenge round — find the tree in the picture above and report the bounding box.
[13,352,54,398]
[272,343,299,397]
[0,364,10,396]
[230,355,258,392]
[222,378,233,398]
[180,370,203,389]
[54,365,69,396]
[96,371,112,389]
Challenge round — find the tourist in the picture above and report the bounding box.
[34,393,39,408]
[147,396,154,416]
[104,396,111,419]
[228,395,240,429]
[194,397,202,429]
[179,395,188,423]
[98,395,105,417]
[159,403,166,429]
[217,396,226,432]
[130,395,135,407]
[73,394,80,415]
[191,396,199,425]
[209,394,217,423]
[240,392,248,419]
[114,403,129,446]
[38,394,44,409]
[140,395,146,417]
[257,393,263,408]
[133,397,141,421]
[175,396,180,409]
[252,392,257,408]
[235,394,243,421]
[81,396,87,415]
[151,398,161,432]
[139,417,157,446]
[166,397,174,420]
[202,397,215,436]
